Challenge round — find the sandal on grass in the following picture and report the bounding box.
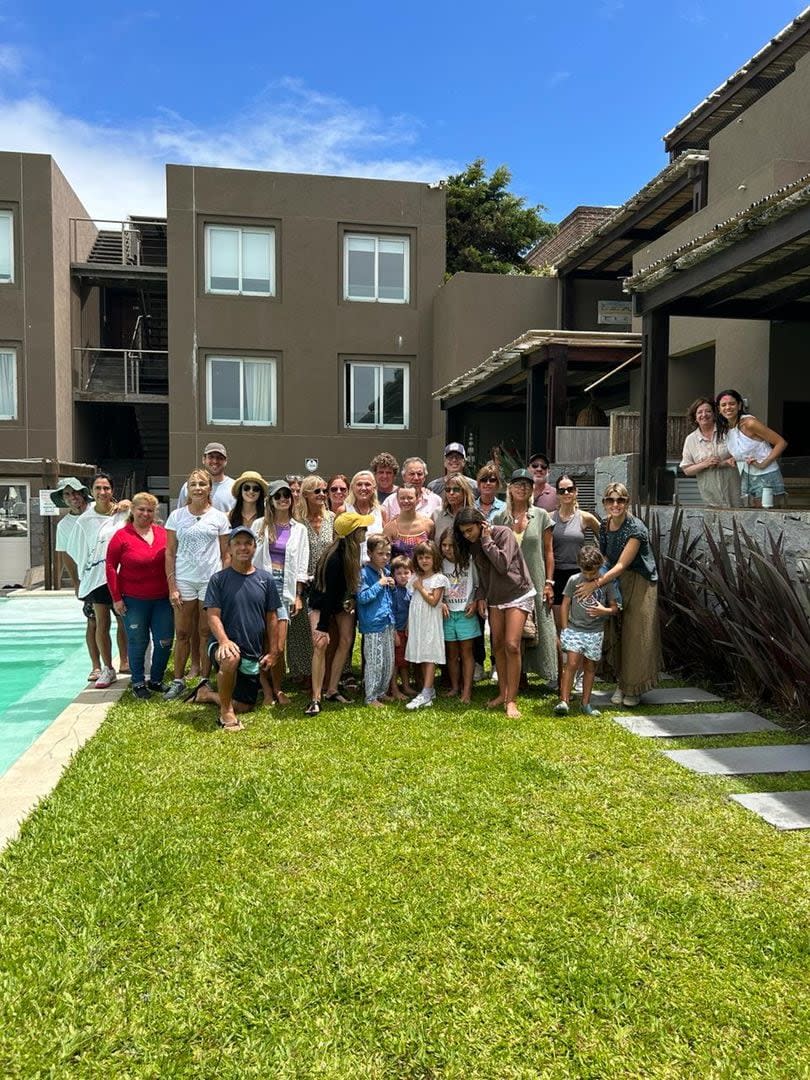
[182,678,209,703]
[324,691,351,704]
[216,715,243,732]
[304,699,321,716]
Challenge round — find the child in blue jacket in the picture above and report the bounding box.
[357,536,396,706]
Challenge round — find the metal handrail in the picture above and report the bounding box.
[69,217,166,266]
[73,347,168,395]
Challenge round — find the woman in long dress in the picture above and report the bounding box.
[286,475,334,684]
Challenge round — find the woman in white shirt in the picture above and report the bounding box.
[716,388,788,508]
[163,468,231,699]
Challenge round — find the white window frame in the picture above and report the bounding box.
[206,355,277,427]
[0,210,13,285]
[0,348,17,420]
[343,233,410,304]
[204,224,276,297]
[345,360,409,430]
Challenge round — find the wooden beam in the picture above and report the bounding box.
[525,365,546,464]
[545,347,568,461]
[437,359,525,410]
[632,201,810,314]
[697,245,810,308]
[639,311,670,504]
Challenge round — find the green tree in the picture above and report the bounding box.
[445,159,556,275]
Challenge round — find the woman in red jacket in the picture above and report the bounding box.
[106,492,172,700]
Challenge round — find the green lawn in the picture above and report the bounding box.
[0,681,808,1079]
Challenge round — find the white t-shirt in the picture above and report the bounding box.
[55,512,81,555]
[165,505,231,583]
[441,558,478,611]
[176,475,236,513]
[75,506,128,598]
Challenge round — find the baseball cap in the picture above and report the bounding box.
[334,511,375,538]
[528,451,549,467]
[444,442,466,458]
[509,468,534,484]
[267,479,293,499]
[50,476,91,507]
[228,525,256,542]
[203,442,227,456]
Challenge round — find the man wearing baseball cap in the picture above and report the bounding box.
[176,442,236,513]
[193,525,281,731]
[528,451,558,512]
[426,442,479,498]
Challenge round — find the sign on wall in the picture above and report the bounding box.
[598,300,632,325]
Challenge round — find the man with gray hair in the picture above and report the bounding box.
[381,457,442,521]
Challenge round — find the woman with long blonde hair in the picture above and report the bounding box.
[285,475,335,685]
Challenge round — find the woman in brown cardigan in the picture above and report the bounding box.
[453,507,536,719]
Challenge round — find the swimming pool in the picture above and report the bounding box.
[0,594,91,778]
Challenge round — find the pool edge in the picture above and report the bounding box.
[0,675,130,853]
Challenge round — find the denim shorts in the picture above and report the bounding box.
[741,465,786,499]
[443,610,480,642]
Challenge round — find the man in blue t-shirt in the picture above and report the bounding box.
[195,527,281,731]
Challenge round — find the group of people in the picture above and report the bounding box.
[52,437,665,730]
[680,388,788,508]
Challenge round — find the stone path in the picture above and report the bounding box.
[608,685,810,831]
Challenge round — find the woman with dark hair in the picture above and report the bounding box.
[716,388,787,507]
[576,482,660,708]
[453,507,535,719]
[106,492,172,700]
[306,512,373,715]
[680,398,740,507]
[228,471,267,529]
[326,474,350,516]
[432,474,475,545]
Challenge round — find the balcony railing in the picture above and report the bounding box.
[74,348,168,397]
[70,218,167,267]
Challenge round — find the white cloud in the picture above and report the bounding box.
[0,80,458,220]
[546,70,572,88]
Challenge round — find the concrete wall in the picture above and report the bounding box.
[168,165,446,493]
[568,276,626,333]
[769,322,810,451]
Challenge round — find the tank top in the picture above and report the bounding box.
[726,417,778,474]
[551,509,586,569]
[390,529,430,561]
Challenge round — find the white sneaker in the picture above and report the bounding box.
[406,690,434,710]
[573,671,584,695]
[610,688,624,706]
[622,694,641,707]
[473,663,485,682]
[491,669,499,684]
[95,665,116,689]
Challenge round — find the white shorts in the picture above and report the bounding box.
[176,580,209,602]
[492,588,537,613]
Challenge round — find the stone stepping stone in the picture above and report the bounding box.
[662,745,810,775]
[729,791,810,831]
[591,686,722,707]
[614,711,780,737]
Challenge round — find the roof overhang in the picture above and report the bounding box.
[664,6,810,155]
[552,152,708,277]
[626,172,810,321]
[433,329,642,406]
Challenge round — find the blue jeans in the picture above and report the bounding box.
[123,596,174,684]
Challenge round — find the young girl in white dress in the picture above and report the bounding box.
[405,541,449,711]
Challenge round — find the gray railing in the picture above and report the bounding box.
[69,218,167,266]
[74,348,169,396]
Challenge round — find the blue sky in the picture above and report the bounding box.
[0,1,804,221]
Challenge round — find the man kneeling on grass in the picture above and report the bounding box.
[194,526,281,731]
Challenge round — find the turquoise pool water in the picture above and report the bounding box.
[0,594,90,778]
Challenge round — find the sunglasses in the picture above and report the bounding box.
[241,483,263,494]
[312,487,328,495]
[557,486,575,494]
[445,487,463,494]
[604,496,628,504]
[479,476,498,483]
[531,463,549,470]
[272,490,292,500]
[329,486,347,494]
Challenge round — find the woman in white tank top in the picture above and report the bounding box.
[716,388,788,508]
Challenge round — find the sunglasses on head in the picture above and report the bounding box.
[604,496,628,504]
[241,483,262,493]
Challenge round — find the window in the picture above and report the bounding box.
[206,356,277,426]
[205,225,275,296]
[344,234,409,303]
[0,349,17,419]
[0,211,13,284]
[345,361,408,429]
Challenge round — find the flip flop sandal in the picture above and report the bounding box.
[217,715,244,732]
[182,678,210,703]
[88,670,101,682]
[324,691,351,704]
[304,699,321,716]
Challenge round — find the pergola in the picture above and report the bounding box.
[627,172,810,502]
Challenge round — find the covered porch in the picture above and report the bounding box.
[432,329,641,472]
[629,171,810,504]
